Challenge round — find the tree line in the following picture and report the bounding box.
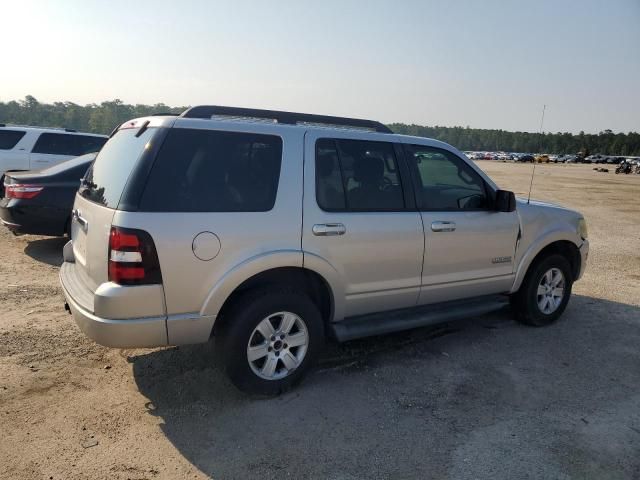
[389,124,640,157]
[1,96,639,155]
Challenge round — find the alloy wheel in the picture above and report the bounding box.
[536,267,565,314]
[246,311,309,380]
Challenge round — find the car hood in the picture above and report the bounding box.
[517,197,569,211]
[516,196,583,228]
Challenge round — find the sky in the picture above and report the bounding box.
[2,0,639,134]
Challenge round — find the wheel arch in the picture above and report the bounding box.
[202,251,340,337]
[511,236,581,292]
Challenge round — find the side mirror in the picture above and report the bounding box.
[495,190,516,212]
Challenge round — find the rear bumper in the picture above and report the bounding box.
[0,202,22,233]
[60,260,168,348]
[59,250,214,347]
[0,200,67,236]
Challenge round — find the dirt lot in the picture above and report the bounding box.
[1,162,639,480]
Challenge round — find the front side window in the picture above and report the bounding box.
[139,128,282,212]
[32,133,107,156]
[404,145,488,210]
[315,138,404,211]
[0,130,26,150]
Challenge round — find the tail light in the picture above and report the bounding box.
[108,226,162,285]
[5,184,44,199]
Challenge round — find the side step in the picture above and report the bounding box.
[330,295,510,342]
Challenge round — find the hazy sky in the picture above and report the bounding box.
[2,0,639,133]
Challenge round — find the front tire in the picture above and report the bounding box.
[511,254,573,326]
[216,288,324,395]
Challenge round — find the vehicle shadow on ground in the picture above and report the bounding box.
[132,295,640,480]
[24,237,67,266]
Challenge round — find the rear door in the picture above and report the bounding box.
[302,131,424,318]
[401,143,520,304]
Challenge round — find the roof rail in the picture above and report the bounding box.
[180,105,392,134]
[0,123,81,132]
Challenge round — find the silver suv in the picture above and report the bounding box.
[60,106,589,394]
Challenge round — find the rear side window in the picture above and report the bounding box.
[139,128,282,212]
[32,133,107,156]
[315,138,404,211]
[0,130,26,150]
[80,128,157,208]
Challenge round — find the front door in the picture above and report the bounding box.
[302,132,424,318]
[401,143,520,304]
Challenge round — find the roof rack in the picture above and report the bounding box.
[179,105,392,134]
[0,123,79,132]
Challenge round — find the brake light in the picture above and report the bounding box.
[5,184,44,199]
[108,226,162,286]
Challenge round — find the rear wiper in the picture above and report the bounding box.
[135,120,150,138]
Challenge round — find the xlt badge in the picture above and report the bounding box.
[492,256,512,264]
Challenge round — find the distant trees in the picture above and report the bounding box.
[0,96,184,135]
[389,124,640,156]
[1,96,638,155]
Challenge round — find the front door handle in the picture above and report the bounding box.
[312,223,346,236]
[431,221,456,232]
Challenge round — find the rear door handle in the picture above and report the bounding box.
[312,223,346,236]
[431,221,456,232]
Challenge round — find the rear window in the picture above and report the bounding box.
[80,128,157,208]
[0,130,26,150]
[138,128,282,212]
[41,153,96,176]
[32,133,107,156]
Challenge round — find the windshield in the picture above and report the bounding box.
[79,127,157,208]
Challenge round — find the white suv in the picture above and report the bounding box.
[0,124,107,173]
[60,106,589,395]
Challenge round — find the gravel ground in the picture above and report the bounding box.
[0,162,638,480]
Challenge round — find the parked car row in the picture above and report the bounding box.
[464,150,637,165]
[1,124,106,236]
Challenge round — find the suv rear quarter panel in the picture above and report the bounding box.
[112,121,306,319]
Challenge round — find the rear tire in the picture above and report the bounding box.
[511,254,573,326]
[215,287,324,395]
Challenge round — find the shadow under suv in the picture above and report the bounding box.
[60,106,589,395]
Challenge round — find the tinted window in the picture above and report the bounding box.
[80,128,157,208]
[0,130,26,150]
[139,128,282,212]
[405,145,488,210]
[316,138,404,211]
[32,133,107,156]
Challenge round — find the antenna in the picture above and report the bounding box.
[527,104,546,204]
